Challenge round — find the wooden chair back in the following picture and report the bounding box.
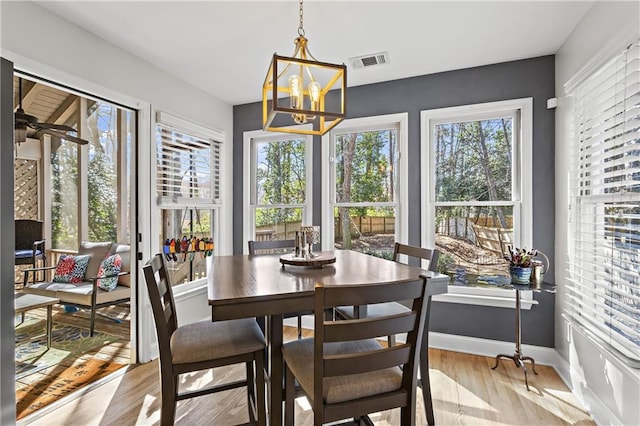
[393,242,440,272]
[142,254,179,370]
[248,239,296,255]
[313,277,428,423]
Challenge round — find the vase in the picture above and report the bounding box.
[510,266,532,284]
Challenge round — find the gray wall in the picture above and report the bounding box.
[233,56,555,346]
[1,57,17,424]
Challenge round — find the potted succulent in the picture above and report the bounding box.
[505,246,537,284]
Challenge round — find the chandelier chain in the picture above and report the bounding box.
[298,0,305,36]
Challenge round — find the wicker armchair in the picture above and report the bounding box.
[15,220,47,283]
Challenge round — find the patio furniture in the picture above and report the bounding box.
[21,242,131,336]
[143,254,266,426]
[15,293,59,349]
[14,220,47,283]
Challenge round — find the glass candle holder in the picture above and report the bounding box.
[301,226,320,256]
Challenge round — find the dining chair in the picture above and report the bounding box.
[248,239,309,339]
[282,276,429,425]
[143,254,266,426]
[248,238,296,255]
[335,242,439,346]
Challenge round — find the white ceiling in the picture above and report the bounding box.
[35,1,594,106]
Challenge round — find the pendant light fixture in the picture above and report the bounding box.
[262,0,346,136]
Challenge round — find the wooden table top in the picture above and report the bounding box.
[15,293,59,312]
[207,250,449,309]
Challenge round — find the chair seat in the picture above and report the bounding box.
[22,281,130,305]
[171,318,266,365]
[282,338,402,404]
[15,249,43,258]
[335,301,409,320]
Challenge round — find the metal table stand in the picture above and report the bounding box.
[491,283,539,390]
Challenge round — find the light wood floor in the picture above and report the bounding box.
[26,327,595,426]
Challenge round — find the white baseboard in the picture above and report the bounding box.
[428,331,561,366]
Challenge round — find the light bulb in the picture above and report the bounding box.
[308,81,321,111]
[288,74,303,109]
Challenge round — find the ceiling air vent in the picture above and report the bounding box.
[349,51,390,70]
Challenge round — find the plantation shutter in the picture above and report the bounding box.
[156,112,222,205]
[566,38,640,365]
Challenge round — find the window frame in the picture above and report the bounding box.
[243,126,313,254]
[40,94,134,250]
[321,113,409,253]
[153,111,224,288]
[421,98,534,308]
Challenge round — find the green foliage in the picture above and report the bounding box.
[255,139,305,226]
[437,252,456,273]
[51,144,79,249]
[361,248,394,260]
[87,104,118,242]
[434,119,512,229]
[50,102,123,248]
[87,149,117,242]
[435,119,512,204]
[335,130,395,219]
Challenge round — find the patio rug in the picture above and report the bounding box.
[15,317,121,379]
[16,358,126,420]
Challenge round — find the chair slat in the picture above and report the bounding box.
[324,345,412,377]
[248,239,295,255]
[324,313,417,342]
[393,242,440,272]
[324,280,424,307]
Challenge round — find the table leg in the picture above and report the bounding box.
[46,304,53,349]
[420,297,435,425]
[491,288,538,390]
[267,313,284,426]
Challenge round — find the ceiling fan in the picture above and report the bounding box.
[14,77,88,145]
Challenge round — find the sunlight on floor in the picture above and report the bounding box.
[135,393,159,425]
[434,369,499,412]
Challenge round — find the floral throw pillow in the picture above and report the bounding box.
[97,254,122,292]
[53,254,91,283]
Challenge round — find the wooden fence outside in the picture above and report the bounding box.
[255,215,396,240]
[436,216,513,257]
[334,215,395,237]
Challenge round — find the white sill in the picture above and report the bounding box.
[433,285,538,310]
[173,278,207,302]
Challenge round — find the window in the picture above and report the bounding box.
[421,99,533,308]
[46,92,134,251]
[243,129,312,249]
[51,141,79,249]
[87,101,133,243]
[322,114,408,258]
[156,111,222,285]
[566,39,640,365]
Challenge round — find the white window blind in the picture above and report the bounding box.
[567,38,640,365]
[156,112,222,205]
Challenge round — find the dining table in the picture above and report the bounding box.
[207,249,449,425]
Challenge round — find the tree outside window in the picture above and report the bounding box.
[431,114,519,279]
[333,128,397,258]
[254,138,306,237]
